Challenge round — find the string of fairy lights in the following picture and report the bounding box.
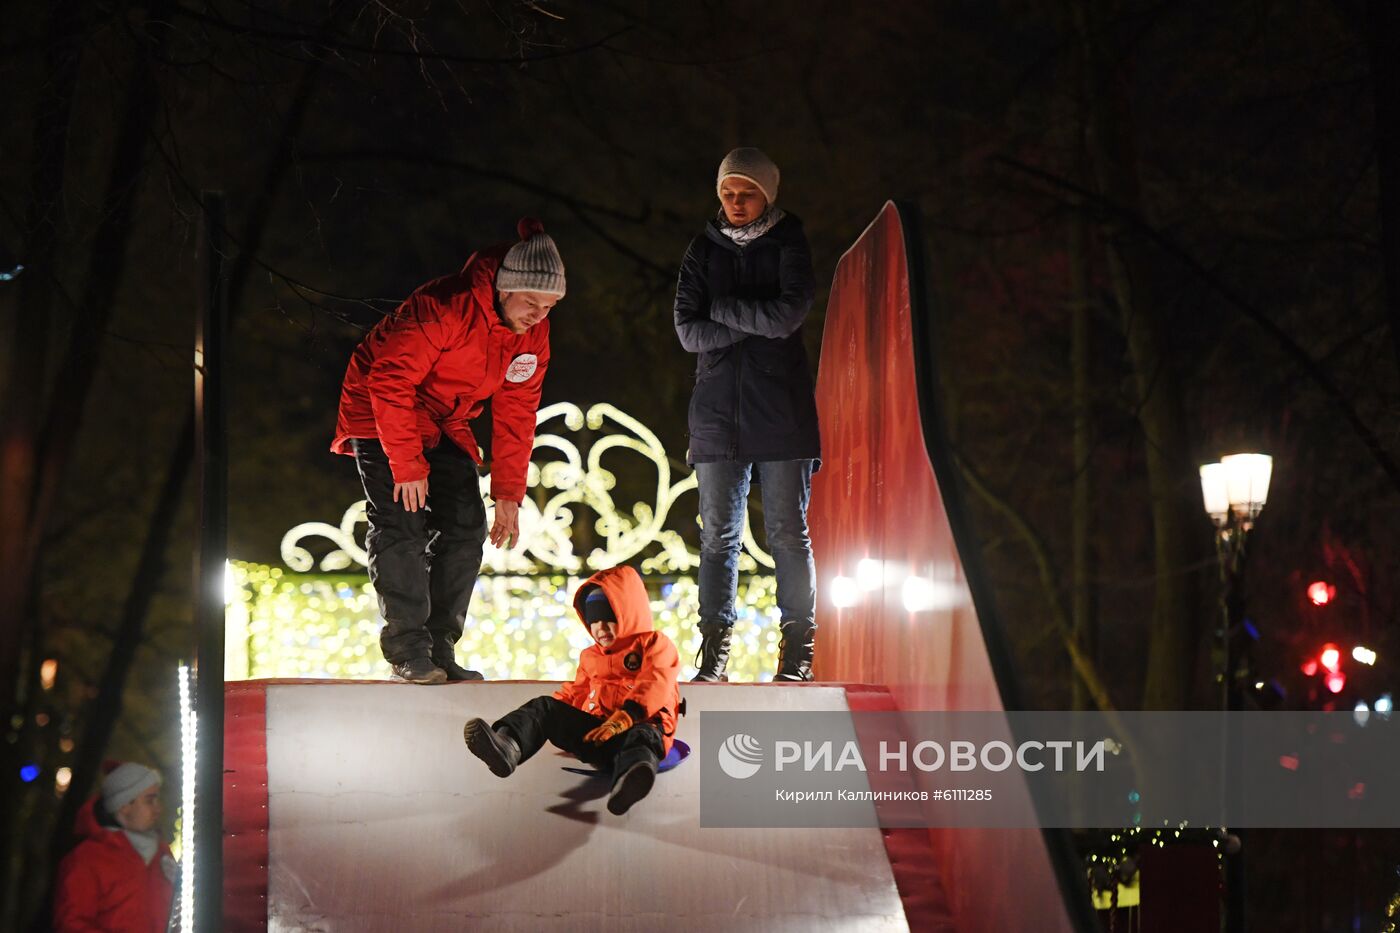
[279,402,777,577]
[229,402,787,682]
[225,562,781,682]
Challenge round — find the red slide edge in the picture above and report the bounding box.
[224,683,270,932]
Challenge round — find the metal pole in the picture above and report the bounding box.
[194,190,227,932]
[1220,518,1248,933]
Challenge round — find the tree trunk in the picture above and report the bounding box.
[46,415,193,873]
[1065,38,1099,714]
[1074,0,1199,710]
[0,4,84,926]
[2,1,173,918]
[1069,197,1098,712]
[25,0,175,594]
[1367,0,1400,378]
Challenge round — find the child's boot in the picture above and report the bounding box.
[607,757,657,815]
[463,718,521,777]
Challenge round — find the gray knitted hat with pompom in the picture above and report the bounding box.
[497,217,566,297]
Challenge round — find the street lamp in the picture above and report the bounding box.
[1200,452,1272,709]
[1200,453,1272,532]
[1199,451,1271,933]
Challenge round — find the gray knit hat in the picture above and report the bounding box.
[102,762,161,813]
[496,218,566,298]
[716,147,780,206]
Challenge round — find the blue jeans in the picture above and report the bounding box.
[695,459,816,629]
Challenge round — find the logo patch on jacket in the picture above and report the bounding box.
[505,353,538,383]
[623,651,642,672]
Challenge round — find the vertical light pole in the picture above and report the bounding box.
[1199,452,1273,933]
[193,191,228,932]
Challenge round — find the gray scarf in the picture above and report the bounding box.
[717,206,785,247]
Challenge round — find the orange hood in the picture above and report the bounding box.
[571,566,653,652]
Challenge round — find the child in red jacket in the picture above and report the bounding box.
[53,762,175,933]
[464,565,680,814]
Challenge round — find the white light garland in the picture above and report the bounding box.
[177,663,196,932]
[281,402,776,575]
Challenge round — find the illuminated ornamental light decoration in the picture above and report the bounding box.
[229,403,781,681]
[177,663,196,932]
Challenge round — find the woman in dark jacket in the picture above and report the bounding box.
[673,147,821,682]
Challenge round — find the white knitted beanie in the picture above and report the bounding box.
[497,218,566,297]
[102,762,161,813]
[716,147,780,206]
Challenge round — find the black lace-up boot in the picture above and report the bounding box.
[774,621,816,682]
[692,622,732,682]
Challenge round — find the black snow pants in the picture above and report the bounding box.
[495,696,664,782]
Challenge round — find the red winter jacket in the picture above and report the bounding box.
[331,244,550,502]
[53,798,174,933]
[555,566,682,752]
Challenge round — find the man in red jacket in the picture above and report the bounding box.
[463,566,681,815]
[332,218,565,684]
[53,762,175,933]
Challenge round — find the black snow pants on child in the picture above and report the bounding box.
[494,696,664,781]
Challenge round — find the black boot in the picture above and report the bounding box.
[692,623,732,682]
[774,621,816,682]
[390,657,447,685]
[432,645,485,682]
[463,718,521,777]
[607,759,657,815]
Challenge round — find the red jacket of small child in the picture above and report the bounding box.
[555,566,681,752]
[53,798,174,933]
[330,244,550,502]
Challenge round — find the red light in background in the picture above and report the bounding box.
[1307,581,1336,606]
[1320,644,1341,672]
[1326,672,1346,694]
[1301,659,1318,677]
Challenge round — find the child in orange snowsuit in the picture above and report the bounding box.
[464,565,680,814]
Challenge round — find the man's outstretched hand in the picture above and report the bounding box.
[490,498,521,549]
[393,479,429,512]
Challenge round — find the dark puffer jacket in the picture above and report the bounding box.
[673,213,821,464]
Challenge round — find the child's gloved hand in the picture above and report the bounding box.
[583,709,633,744]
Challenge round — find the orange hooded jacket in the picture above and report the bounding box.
[554,566,681,752]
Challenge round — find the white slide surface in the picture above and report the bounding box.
[262,682,910,932]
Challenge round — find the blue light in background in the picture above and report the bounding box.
[0,265,24,282]
[19,764,39,783]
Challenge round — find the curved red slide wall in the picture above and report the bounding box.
[809,202,1089,933]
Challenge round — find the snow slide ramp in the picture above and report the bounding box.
[222,680,953,932]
